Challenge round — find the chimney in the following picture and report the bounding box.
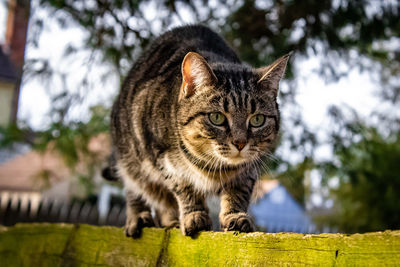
[6,0,30,123]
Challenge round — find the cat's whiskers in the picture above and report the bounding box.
[206,155,219,179]
[197,150,218,177]
[179,142,214,176]
[264,151,281,165]
[251,146,280,167]
[248,157,258,175]
[217,157,225,188]
[255,156,274,178]
[220,158,230,190]
[255,159,265,178]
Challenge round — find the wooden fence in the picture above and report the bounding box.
[0,192,125,227]
[0,191,326,233]
[0,223,399,266]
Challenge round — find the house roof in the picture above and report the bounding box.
[0,148,71,192]
[0,46,17,82]
[0,133,111,193]
[250,181,315,233]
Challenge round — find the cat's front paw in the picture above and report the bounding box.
[181,211,212,237]
[124,211,155,238]
[221,212,255,233]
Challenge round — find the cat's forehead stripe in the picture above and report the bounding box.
[214,88,259,114]
[244,93,249,109]
[210,95,221,105]
[223,98,229,112]
[229,92,237,106]
[237,91,243,108]
[250,99,256,114]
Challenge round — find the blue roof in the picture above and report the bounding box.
[250,185,315,233]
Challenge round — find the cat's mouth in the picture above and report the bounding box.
[219,144,253,165]
[227,156,247,165]
[220,152,255,166]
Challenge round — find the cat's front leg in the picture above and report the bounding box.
[124,190,155,238]
[219,177,256,232]
[172,183,212,236]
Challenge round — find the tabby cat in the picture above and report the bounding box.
[107,25,290,237]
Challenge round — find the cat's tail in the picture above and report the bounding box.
[101,152,120,182]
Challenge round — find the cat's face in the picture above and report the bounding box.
[177,52,289,171]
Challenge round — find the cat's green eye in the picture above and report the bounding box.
[249,114,265,127]
[209,112,226,126]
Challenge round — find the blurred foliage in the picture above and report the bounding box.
[318,123,400,233]
[27,0,399,123]
[0,105,109,198]
[28,0,400,101]
[0,123,35,147]
[34,105,110,167]
[35,105,110,196]
[276,157,314,206]
[5,0,399,231]
[26,0,398,167]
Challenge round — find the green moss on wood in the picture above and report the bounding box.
[0,224,399,266]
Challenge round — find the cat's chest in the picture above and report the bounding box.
[161,152,238,193]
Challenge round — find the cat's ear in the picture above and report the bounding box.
[256,52,291,98]
[180,52,217,100]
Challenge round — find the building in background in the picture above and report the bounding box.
[250,180,316,233]
[0,133,113,226]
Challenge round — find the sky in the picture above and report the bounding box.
[0,2,5,43]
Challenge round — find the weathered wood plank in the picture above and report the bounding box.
[0,224,166,266]
[0,223,399,266]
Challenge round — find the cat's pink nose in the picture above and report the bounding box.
[232,140,246,151]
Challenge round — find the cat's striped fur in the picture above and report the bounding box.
[108,25,290,237]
